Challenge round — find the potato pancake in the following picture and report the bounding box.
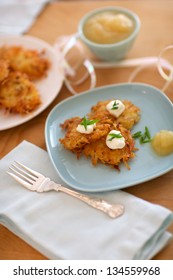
[0,46,50,80]
[0,71,41,114]
[87,99,140,130]
[83,125,136,170]
[59,98,140,170]
[0,60,9,82]
[60,116,112,153]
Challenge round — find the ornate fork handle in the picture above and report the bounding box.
[7,162,124,219]
[53,183,124,219]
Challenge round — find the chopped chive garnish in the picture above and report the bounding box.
[132,131,142,139]
[145,126,151,139]
[108,133,123,141]
[80,116,99,131]
[111,101,119,110]
[133,126,152,144]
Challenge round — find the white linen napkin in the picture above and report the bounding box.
[0,0,49,35]
[0,140,173,260]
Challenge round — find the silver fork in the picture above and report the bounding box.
[7,161,124,219]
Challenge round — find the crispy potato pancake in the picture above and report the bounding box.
[59,99,140,170]
[0,71,41,114]
[60,116,112,152]
[0,46,50,80]
[83,125,136,170]
[87,99,140,130]
[0,60,9,82]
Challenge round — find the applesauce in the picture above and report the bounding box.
[151,130,173,156]
[83,11,135,44]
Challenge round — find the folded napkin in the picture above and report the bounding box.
[0,0,49,35]
[0,141,173,260]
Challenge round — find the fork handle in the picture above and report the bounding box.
[53,184,124,218]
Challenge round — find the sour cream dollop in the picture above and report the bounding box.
[106,99,125,118]
[106,130,125,149]
[76,123,96,134]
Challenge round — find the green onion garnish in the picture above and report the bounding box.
[111,101,119,110]
[80,116,99,131]
[108,133,123,141]
[133,126,152,144]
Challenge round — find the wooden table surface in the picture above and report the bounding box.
[0,1,173,260]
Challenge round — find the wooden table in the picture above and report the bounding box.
[0,1,173,260]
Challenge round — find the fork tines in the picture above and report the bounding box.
[7,161,39,188]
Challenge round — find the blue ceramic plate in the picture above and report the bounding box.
[45,83,173,192]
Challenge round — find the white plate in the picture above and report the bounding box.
[45,83,173,192]
[0,35,64,131]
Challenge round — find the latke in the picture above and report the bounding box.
[0,46,50,80]
[60,116,112,153]
[83,125,136,170]
[0,60,9,82]
[0,71,41,114]
[59,98,140,171]
[87,99,140,130]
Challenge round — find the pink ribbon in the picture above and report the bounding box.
[54,34,173,95]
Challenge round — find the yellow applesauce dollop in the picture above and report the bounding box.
[151,130,173,156]
[83,12,135,44]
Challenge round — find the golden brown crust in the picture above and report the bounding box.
[59,99,140,170]
[0,60,9,83]
[83,125,136,170]
[0,71,41,114]
[0,46,50,81]
[59,116,112,152]
[0,45,51,115]
[87,99,140,130]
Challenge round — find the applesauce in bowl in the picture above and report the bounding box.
[78,7,140,61]
[83,11,135,45]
